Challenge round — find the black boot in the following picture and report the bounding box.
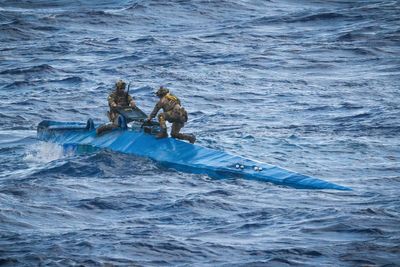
[187,134,196,144]
[173,133,196,144]
[156,129,168,139]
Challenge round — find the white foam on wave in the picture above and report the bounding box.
[24,141,66,164]
[0,142,72,179]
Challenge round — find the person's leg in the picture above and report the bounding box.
[171,122,196,144]
[156,113,168,138]
[108,111,118,124]
[170,122,183,138]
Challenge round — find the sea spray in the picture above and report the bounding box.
[24,141,68,163]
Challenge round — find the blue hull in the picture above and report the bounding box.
[37,120,351,190]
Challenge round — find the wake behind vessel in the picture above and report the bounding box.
[37,107,351,191]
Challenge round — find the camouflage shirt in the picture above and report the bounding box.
[108,91,133,108]
[149,93,181,119]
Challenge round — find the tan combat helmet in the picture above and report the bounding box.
[156,86,169,97]
[115,80,126,90]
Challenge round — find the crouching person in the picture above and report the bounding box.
[147,86,196,144]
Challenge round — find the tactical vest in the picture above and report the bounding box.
[110,92,129,107]
[165,94,187,123]
[160,93,180,113]
[165,93,181,106]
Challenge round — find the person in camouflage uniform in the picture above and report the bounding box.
[107,80,136,124]
[147,86,196,144]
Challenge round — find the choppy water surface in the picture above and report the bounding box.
[1,0,399,266]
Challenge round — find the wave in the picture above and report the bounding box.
[131,36,159,44]
[54,9,118,21]
[332,112,373,122]
[289,12,348,23]
[24,142,65,164]
[125,2,147,11]
[30,160,103,177]
[249,11,348,26]
[0,1,69,9]
[0,213,34,229]
[0,64,57,75]
[0,25,33,41]
[77,197,125,210]
[302,221,386,236]
[58,76,84,84]
[0,16,60,40]
[0,0,399,265]
[107,54,142,62]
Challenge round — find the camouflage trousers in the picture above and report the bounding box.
[108,111,119,124]
[158,110,194,142]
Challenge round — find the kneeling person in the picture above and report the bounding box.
[147,86,196,144]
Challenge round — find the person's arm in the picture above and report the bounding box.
[127,94,136,107]
[148,100,163,120]
[108,94,117,108]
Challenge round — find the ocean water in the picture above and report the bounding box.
[1,0,399,266]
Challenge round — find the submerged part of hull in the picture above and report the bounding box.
[37,120,351,190]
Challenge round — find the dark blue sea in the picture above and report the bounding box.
[1,0,399,266]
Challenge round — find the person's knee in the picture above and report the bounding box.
[171,131,179,138]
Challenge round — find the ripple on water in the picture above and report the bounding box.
[0,0,399,266]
